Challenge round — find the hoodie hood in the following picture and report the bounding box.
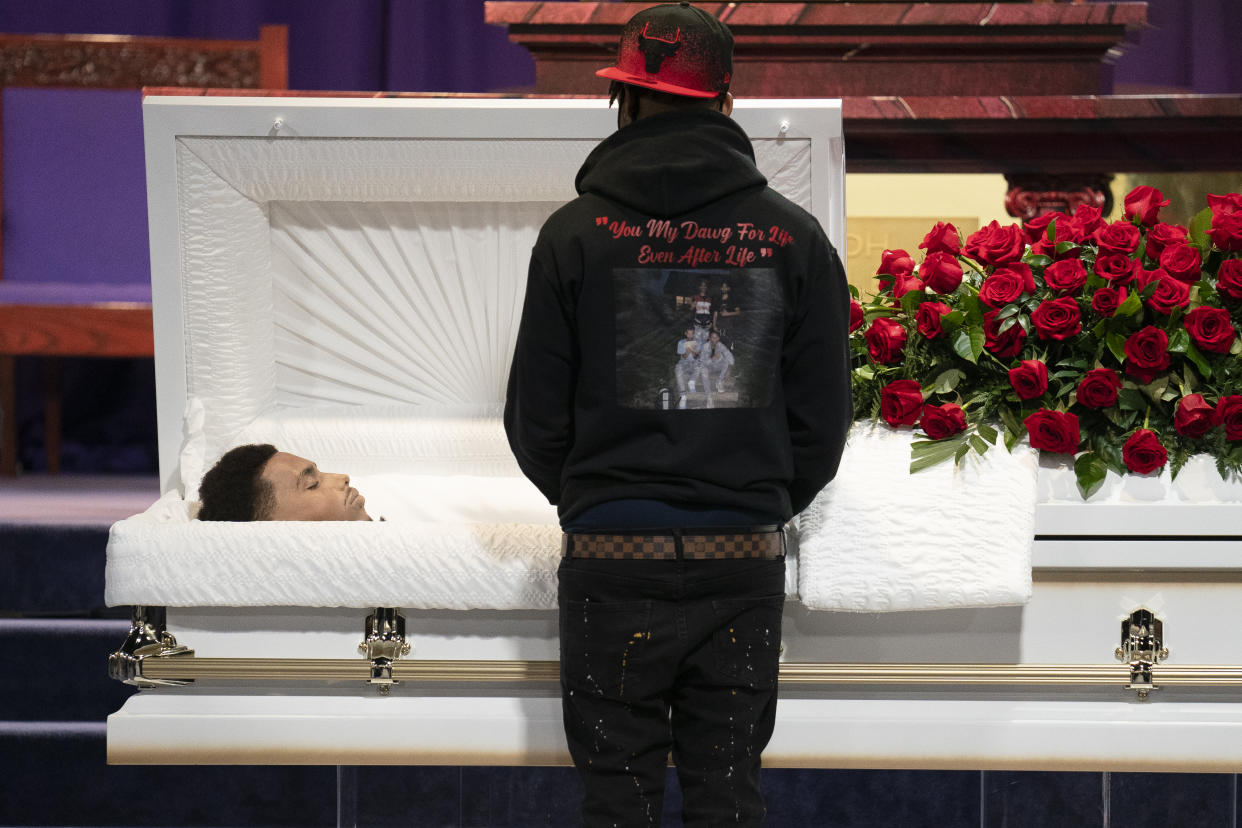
[575,108,767,218]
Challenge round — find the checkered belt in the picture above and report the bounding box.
[562,526,785,561]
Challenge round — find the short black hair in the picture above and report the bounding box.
[608,80,726,123]
[197,443,279,521]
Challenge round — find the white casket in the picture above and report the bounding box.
[106,95,1242,772]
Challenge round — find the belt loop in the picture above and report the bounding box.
[673,528,684,560]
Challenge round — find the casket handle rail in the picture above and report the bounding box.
[358,607,412,694]
[107,605,194,688]
[1114,607,1169,700]
[112,606,1231,699]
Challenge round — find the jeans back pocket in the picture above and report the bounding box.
[711,595,784,690]
[561,599,653,700]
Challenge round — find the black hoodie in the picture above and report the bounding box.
[505,107,851,525]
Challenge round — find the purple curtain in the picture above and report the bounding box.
[1106,0,1242,94]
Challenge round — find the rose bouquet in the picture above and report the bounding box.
[850,186,1242,497]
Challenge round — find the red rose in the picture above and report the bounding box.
[1216,258,1242,303]
[1095,220,1142,256]
[1008,359,1048,400]
[1024,409,1080,454]
[919,222,962,257]
[849,299,864,332]
[1023,211,1069,244]
[1146,274,1190,315]
[1091,286,1126,317]
[1184,306,1237,354]
[919,251,964,294]
[1208,213,1242,252]
[1134,266,1164,293]
[1022,212,1053,243]
[1159,243,1202,284]
[979,263,1035,308]
[877,248,915,279]
[1123,185,1169,226]
[1123,326,1170,383]
[1030,296,1082,341]
[1122,429,1168,474]
[880,379,924,427]
[1208,193,1242,217]
[1215,395,1242,440]
[916,301,952,339]
[1094,253,1136,285]
[1174,393,1216,439]
[920,403,967,439]
[1076,367,1121,409]
[1043,259,1088,295]
[1068,204,1104,242]
[1026,212,1078,258]
[1144,222,1188,260]
[865,317,908,364]
[964,220,1026,266]
[892,273,925,299]
[983,309,1027,358]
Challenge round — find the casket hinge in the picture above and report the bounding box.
[108,605,195,687]
[358,608,411,694]
[1114,608,1169,701]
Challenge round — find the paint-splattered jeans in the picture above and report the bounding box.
[558,555,785,827]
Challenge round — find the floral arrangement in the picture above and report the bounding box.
[849,185,1242,497]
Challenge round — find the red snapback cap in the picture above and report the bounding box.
[596,2,734,99]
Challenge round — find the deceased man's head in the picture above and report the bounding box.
[198,443,371,522]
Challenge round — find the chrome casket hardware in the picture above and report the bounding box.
[1115,608,1169,701]
[108,605,194,687]
[358,608,411,694]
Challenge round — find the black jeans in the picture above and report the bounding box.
[558,555,786,827]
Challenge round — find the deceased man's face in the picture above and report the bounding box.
[260,452,371,521]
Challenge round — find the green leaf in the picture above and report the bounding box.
[1117,387,1148,412]
[941,310,966,332]
[900,289,927,316]
[1074,452,1109,499]
[969,433,990,455]
[1095,438,1126,476]
[976,422,999,445]
[1024,253,1053,269]
[1188,206,1214,256]
[1054,241,1080,256]
[1116,290,1142,318]
[910,435,968,473]
[952,327,984,364]
[1139,374,1169,404]
[1106,332,1128,364]
[930,368,966,394]
[962,293,985,326]
[998,404,1025,439]
[1184,340,1213,379]
[954,441,971,464]
[1167,327,1190,354]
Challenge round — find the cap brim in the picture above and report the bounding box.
[596,66,720,99]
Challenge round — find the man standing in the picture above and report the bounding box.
[504,4,851,824]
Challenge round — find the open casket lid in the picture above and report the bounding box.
[142,95,845,495]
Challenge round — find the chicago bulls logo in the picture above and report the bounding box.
[637,22,680,73]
